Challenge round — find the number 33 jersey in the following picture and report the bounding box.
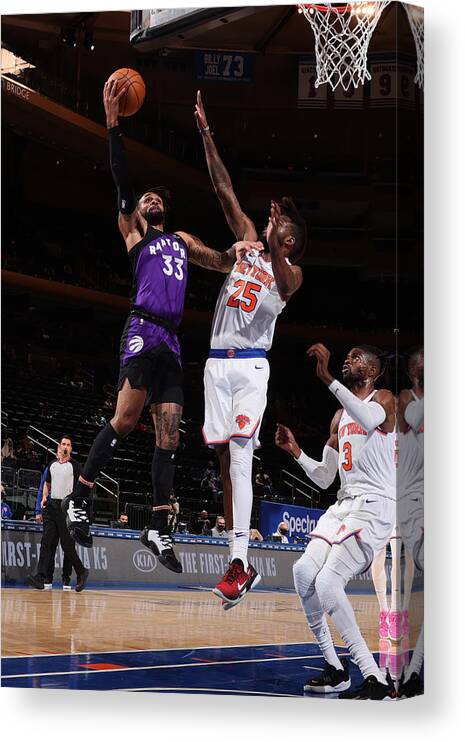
[210,249,287,350]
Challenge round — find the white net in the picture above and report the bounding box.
[298,2,391,91]
[403,3,424,90]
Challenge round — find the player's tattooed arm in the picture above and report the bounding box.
[180,232,261,273]
[267,201,303,301]
[104,79,147,250]
[194,91,257,242]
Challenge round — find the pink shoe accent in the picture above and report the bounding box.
[387,646,406,679]
[378,638,391,669]
[402,609,410,635]
[388,610,403,640]
[379,610,389,638]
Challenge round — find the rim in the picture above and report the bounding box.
[299,3,370,13]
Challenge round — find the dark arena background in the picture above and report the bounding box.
[1,4,423,696]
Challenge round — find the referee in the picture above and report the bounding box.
[27,436,89,592]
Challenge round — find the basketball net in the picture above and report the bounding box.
[402,3,424,90]
[298,2,391,91]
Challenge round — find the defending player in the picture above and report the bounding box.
[196,91,306,607]
[63,79,260,573]
[276,343,397,699]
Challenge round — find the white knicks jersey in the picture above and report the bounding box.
[345,429,397,501]
[337,391,376,499]
[210,249,287,350]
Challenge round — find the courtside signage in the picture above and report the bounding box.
[259,500,324,540]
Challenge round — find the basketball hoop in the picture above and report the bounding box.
[297,2,391,91]
[403,3,424,90]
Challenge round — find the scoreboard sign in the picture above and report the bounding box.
[194,51,254,83]
[148,8,203,30]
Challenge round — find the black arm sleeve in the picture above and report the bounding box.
[108,125,136,215]
[71,459,83,490]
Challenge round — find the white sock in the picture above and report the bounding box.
[390,538,402,613]
[406,624,424,679]
[229,437,254,570]
[402,550,415,613]
[371,548,388,612]
[317,545,387,684]
[293,546,343,671]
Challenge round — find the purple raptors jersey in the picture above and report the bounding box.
[120,226,188,365]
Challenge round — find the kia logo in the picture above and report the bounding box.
[133,549,157,573]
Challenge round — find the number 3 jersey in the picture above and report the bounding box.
[120,226,188,365]
[337,391,376,499]
[337,391,396,502]
[210,249,287,350]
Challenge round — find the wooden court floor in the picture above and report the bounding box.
[2,587,423,658]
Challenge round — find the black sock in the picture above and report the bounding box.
[150,446,176,531]
[74,423,121,500]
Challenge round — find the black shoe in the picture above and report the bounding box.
[339,669,397,700]
[304,658,351,693]
[26,574,45,590]
[140,526,182,574]
[75,568,89,593]
[397,671,423,698]
[62,495,93,548]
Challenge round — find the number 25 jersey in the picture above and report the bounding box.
[210,249,287,350]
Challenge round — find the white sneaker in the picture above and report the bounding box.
[44,583,53,590]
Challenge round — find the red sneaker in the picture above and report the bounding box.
[213,559,261,606]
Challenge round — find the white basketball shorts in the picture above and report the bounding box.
[309,494,396,571]
[202,356,270,448]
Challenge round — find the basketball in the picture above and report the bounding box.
[107,68,145,116]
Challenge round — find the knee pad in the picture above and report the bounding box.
[293,554,321,599]
[315,567,344,615]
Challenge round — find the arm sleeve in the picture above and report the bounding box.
[328,379,386,432]
[296,445,339,490]
[108,125,136,215]
[72,460,83,490]
[404,397,424,432]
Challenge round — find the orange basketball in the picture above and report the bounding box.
[107,68,146,117]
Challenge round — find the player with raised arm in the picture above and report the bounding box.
[63,79,260,574]
[276,343,397,699]
[195,91,306,608]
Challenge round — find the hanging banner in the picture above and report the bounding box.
[194,51,254,83]
[297,56,328,108]
[369,55,416,108]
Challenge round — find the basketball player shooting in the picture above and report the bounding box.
[276,343,397,699]
[195,91,307,608]
[63,78,261,573]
